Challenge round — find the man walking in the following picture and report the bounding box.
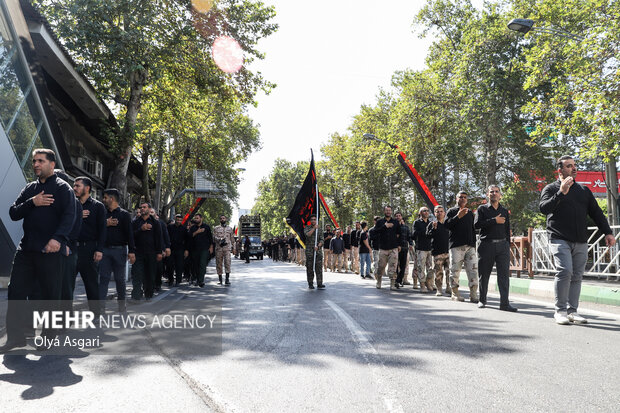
[323,224,333,271]
[350,221,361,274]
[73,176,106,316]
[168,214,189,286]
[330,229,346,272]
[189,213,213,287]
[131,202,162,300]
[395,212,411,287]
[343,225,351,270]
[1,149,76,351]
[540,155,616,324]
[244,235,251,263]
[475,186,517,311]
[213,215,236,285]
[426,205,451,296]
[412,207,434,293]
[375,206,401,290]
[99,189,136,312]
[358,221,372,279]
[369,216,381,275]
[304,214,325,289]
[445,191,479,303]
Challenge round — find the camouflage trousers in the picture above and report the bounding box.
[449,245,478,288]
[306,252,323,286]
[215,247,231,275]
[433,253,450,288]
[416,250,433,282]
[378,248,399,280]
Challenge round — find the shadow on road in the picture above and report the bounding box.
[1,354,84,399]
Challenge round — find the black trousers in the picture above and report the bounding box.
[6,250,63,341]
[396,247,408,283]
[477,239,511,306]
[75,241,101,315]
[171,248,185,284]
[132,252,157,299]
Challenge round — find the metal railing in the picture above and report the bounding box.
[531,226,620,280]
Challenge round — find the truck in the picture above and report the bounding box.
[238,215,263,260]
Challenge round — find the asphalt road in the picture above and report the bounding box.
[1,258,619,412]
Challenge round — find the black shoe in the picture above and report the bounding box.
[499,305,518,312]
[199,283,205,288]
[317,284,326,290]
[308,284,315,289]
[0,339,27,353]
[360,275,365,279]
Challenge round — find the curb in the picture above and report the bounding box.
[458,272,620,306]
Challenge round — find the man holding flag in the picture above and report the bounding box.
[304,215,325,289]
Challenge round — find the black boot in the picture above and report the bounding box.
[218,274,223,285]
[225,273,230,285]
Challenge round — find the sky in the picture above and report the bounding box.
[233,0,435,220]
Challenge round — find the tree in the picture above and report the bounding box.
[34,0,277,202]
[252,159,309,238]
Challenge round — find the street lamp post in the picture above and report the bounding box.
[508,19,619,226]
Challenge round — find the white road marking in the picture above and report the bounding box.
[325,299,404,413]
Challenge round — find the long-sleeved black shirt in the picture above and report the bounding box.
[398,221,411,249]
[350,229,359,247]
[9,173,76,252]
[78,197,107,252]
[159,218,171,249]
[444,206,476,249]
[132,215,162,254]
[189,223,213,251]
[368,226,380,250]
[426,220,449,255]
[67,199,83,252]
[539,179,612,242]
[475,203,511,242]
[375,216,401,250]
[342,232,351,249]
[412,218,432,251]
[106,207,136,253]
[168,223,188,250]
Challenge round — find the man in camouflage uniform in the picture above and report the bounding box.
[304,214,325,289]
[213,215,236,285]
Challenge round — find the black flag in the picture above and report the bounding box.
[285,152,318,248]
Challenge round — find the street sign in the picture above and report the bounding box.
[193,169,225,194]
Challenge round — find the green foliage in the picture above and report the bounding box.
[251,159,309,238]
[33,0,277,202]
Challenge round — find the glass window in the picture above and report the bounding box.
[0,4,56,178]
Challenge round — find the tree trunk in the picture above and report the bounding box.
[107,68,147,207]
[141,144,151,203]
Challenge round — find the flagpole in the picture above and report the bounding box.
[313,181,318,276]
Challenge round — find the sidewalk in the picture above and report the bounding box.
[458,272,620,307]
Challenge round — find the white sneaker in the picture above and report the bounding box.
[568,313,588,324]
[554,311,570,325]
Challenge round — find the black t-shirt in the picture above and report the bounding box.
[323,231,333,249]
[358,231,370,253]
[350,229,359,247]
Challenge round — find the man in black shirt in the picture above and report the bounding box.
[343,225,351,270]
[330,229,346,272]
[395,212,410,286]
[244,236,252,263]
[323,225,334,271]
[350,221,361,274]
[56,170,83,317]
[73,176,106,316]
[151,208,171,292]
[189,213,213,287]
[475,186,517,311]
[427,205,451,296]
[132,202,162,299]
[168,214,189,286]
[445,191,479,303]
[100,189,136,312]
[368,216,381,275]
[412,207,434,293]
[2,149,76,351]
[540,155,615,324]
[375,206,401,290]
